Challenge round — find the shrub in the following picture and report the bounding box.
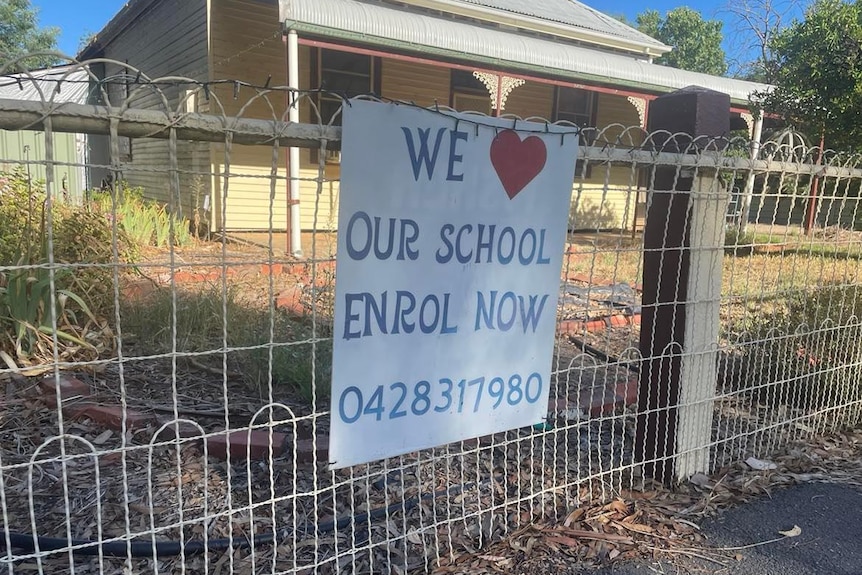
[724,227,757,255]
[0,169,194,367]
[0,266,107,362]
[91,184,193,249]
[0,170,120,364]
[0,167,40,265]
[729,284,862,412]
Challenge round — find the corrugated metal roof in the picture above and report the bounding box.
[281,0,771,104]
[454,0,668,49]
[0,66,91,105]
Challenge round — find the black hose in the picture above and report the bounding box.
[567,335,640,374]
[2,477,493,558]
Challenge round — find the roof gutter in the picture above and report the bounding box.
[285,21,759,107]
[397,0,671,58]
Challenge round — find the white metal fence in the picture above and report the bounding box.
[1,58,862,574]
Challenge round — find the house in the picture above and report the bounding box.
[0,65,92,201]
[80,0,771,255]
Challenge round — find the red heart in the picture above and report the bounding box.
[490,129,548,199]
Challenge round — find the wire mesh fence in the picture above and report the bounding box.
[0,57,862,573]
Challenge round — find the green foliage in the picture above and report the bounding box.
[77,30,97,55]
[724,227,758,255]
[1,169,129,304]
[0,168,195,367]
[120,285,331,401]
[758,0,862,152]
[0,0,60,71]
[635,7,728,75]
[0,168,37,264]
[0,169,119,364]
[0,265,99,359]
[91,184,192,249]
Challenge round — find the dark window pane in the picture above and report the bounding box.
[321,71,371,97]
[321,50,371,76]
[451,69,487,92]
[320,98,344,126]
[557,87,591,116]
[320,50,372,97]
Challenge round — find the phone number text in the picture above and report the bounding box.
[337,373,543,424]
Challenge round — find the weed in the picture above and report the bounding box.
[0,265,110,366]
[120,284,331,401]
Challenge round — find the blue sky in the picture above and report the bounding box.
[33,0,802,64]
[34,0,127,57]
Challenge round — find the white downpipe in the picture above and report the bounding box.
[738,112,764,233]
[288,29,303,258]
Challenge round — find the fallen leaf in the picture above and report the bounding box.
[779,525,802,537]
[406,530,422,545]
[609,549,621,560]
[564,507,586,527]
[546,535,579,547]
[477,555,508,562]
[607,499,630,515]
[745,457,778,471]
[612,521,655,535]
[92,429,113,445]
[690,473,712,487]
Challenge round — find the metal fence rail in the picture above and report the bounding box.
[1,59,862,574]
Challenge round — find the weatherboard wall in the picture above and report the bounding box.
[93,0,210,220]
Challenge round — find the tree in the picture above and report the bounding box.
[720,0,804,82]
[0,0,60,71]
[635,8,728,76]
[78,30,97,55]
[758,0,862,152]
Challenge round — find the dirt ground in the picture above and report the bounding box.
[0,233,648,574]
[5,226,862,574]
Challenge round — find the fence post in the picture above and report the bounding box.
[636,86,730,484]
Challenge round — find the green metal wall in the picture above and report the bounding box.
[0,129,87,201]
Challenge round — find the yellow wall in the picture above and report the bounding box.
[570,92,645,231]
[208,4,647,232]
[381,59,451,107]
[209,0,294,231]
[210,0,346,231]
[503,81,553,120]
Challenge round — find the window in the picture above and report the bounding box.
[554,87,598,178]
[317,49,374,125]
[311,48,378,162]
[555,87,595,128]
[450,69,492,115]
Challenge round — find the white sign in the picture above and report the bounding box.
[329,100,579,469]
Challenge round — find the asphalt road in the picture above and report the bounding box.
[594,482,862,575]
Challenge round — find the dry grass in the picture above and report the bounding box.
[565,230,862,302]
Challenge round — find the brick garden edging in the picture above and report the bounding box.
[35,371,637,463]
[79,253,641,464]
[558,312,642,336]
